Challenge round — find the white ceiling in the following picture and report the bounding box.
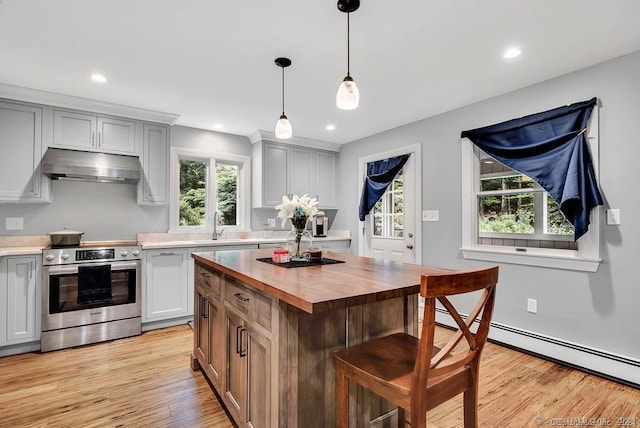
[1,0,640,145]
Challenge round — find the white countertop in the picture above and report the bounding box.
[0,246,46,257]
[0,231,352,255]
[0,235,49,257]
[138,230,351,250]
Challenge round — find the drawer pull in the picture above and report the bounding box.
[234,293,250,302]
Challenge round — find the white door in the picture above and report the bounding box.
[359,145,421,264]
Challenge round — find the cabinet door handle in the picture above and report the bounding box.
[236,325,243,355]
[234,293,250,302]
[98,132,101,147]
[239,326,247,358]
[201,297,209,319]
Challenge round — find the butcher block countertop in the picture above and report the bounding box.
[192,248,450,314]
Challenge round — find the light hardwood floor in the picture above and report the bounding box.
[0,324,638,427]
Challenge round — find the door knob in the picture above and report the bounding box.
[407,244,414,250]
[408,232,413,238]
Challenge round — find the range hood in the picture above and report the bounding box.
[42,148,141,184]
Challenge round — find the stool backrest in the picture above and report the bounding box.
[413,266,499,391]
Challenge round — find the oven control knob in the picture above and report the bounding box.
[45,253,55,261]
[132,250,140,256]
[120,250,128,257]
[61,253,69,260]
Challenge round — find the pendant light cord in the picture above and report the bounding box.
[346,13,351,77]
[281,66,285,115]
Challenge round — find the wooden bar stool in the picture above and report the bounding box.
[334,266,499,428]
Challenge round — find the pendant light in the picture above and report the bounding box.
[274,57,293,139]
[336,0,360,110]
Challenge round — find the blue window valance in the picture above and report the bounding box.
[358,154,410,221]
[461,97,602,241]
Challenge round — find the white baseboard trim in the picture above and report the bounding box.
[0,340,40,357]
[435,309,640,386]
[142,316,193,332]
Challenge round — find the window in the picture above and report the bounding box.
[460,109,601,272]
[477,151,576,249]
[170,148,250,233]
[216,163,239,226]
[372,169,404,238]
[179,159,207,226]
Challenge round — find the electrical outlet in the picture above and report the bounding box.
[606,209,621,225]
[267,218,276,228]
[527,298,537,314]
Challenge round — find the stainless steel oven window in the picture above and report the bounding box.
[47,263,138,314]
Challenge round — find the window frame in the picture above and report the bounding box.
[460,107,601,272]
[169,147,250,234]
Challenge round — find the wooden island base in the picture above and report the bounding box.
[191,249,447,428]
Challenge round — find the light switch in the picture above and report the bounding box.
[606,209,621,225]
[5,217,24,230]
[422,210,439,222]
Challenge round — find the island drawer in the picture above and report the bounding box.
[195,264,221,297]
[224,277,272,332]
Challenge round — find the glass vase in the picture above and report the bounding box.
[286,228,313,261]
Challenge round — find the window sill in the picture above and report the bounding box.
[461,246,601,272]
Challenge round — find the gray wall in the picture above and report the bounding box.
[333,51,640,361]
[0,125,252,240]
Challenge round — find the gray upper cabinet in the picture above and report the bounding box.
[314,150,338,208]
[252,140,338,209]
[53,109,136,154]
[261,143,288,207]
[288,146,314,200]
[138,123,169,205]
[0,100,49,203]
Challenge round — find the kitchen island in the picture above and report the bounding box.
[191,249,450,428]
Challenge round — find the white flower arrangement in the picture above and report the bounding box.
[275,194,324,229]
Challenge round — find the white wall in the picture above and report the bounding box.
[334,51,640,382]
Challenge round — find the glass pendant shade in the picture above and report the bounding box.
[275,114,292,139]
[336,76,359,110]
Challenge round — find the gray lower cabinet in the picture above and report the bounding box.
[0,100,48,203]
[316,239,351,254]
[143,249,192,323]
[0,255,40,348]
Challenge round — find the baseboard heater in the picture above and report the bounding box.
[435,307,640,388]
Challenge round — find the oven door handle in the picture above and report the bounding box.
[45,261,139,275]
[45,265,80,275]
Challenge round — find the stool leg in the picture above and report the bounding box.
[398,407,406,427]
[335,363,349,428]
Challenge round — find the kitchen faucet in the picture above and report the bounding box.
[212,212,219,240]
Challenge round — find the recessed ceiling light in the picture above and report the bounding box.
[90,73,107,83]
[326,124,336,131]
[213,123,223,130]
[503,47,522,59]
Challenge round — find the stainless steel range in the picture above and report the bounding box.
[41,241,142,352]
